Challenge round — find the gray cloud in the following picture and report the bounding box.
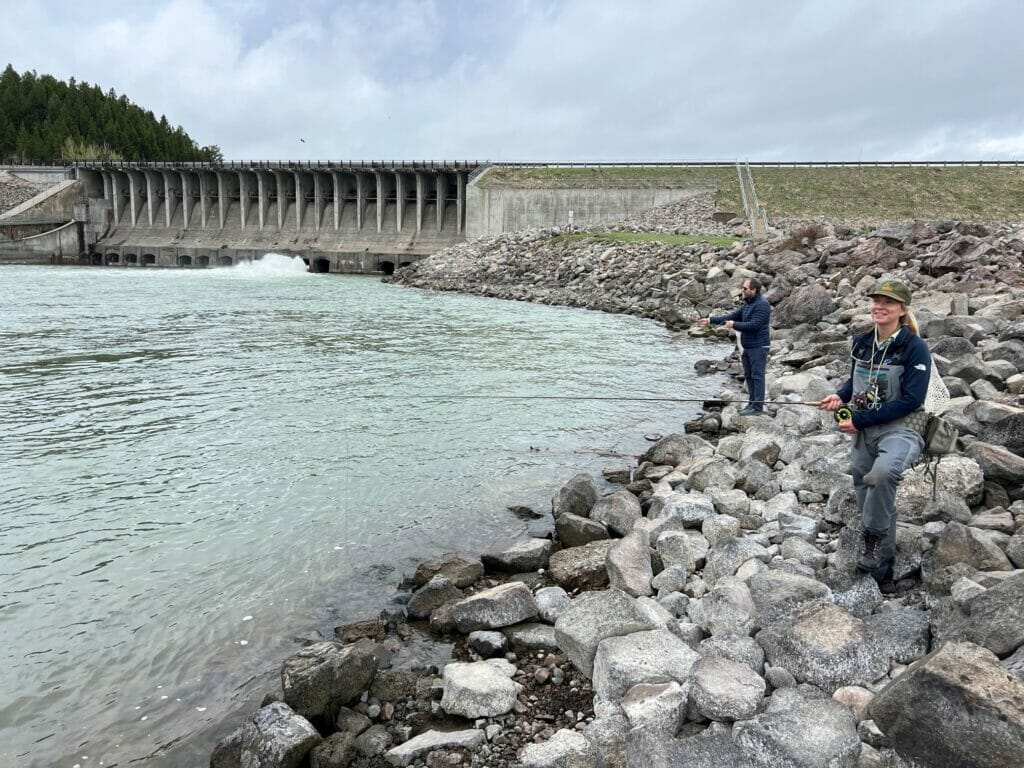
[6,0,1023,160]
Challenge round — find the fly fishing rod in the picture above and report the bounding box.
[419,394,827,409]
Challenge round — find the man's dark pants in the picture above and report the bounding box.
[741,346,768,412]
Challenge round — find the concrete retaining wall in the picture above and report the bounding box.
[465,183,709,238]
[0,166,74,184]
[0,221,82,264]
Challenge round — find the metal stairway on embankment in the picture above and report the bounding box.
[736,162,768,239]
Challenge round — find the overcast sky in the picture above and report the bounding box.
[6,0,1023,162]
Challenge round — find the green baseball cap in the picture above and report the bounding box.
[867,278,912,305]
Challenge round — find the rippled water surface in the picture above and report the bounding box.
[0,257,725,766]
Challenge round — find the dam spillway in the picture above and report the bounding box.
[74,161,478,273]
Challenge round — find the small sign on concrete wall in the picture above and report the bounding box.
[567,209,574,226]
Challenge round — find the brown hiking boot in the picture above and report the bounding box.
[856,531,883,573]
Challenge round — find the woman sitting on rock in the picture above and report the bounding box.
[819,278,932,593]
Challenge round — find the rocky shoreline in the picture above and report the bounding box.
[210,212,1024,767]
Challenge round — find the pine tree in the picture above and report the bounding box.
[0,64,217,163]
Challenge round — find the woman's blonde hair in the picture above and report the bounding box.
[901,307,919,335]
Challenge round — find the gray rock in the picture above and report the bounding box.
[411,552,483,588]
[281,642,378,722]
[897,455,985,509]
[607,530,654,597]
[870,642,1024,768]
[649,490,715,527]
[309,731,357,768]
[407,575,463,619]
[777,510,821,543]
[626,722,745,768]
[967,441,1024,485]
[503,621,559,651]
[656,531,697,574]
[756,603,889,693]
[449,581,539,632]
[384,729,486,767]
[592,627,700,701]
[1003,644,1024,682]
[733,696,860,768]
[520,728,599,768]
[440,659,521,718]
[482,538,552,572]
[652,565,690,594]
[556,512,610,547]
[703,537,771,585]
[1008,527,1024,569]
[552,473,600,519]
[583,713,629,768]
[765,664,797,689]
[780,537,829,569]
[707,487,750,517]
[865,606,931,665]
[590,490,643,535]
[211,702,321,768]
[702,513,743,547]
[620,681,688,733]
[467,630,507,658]
[554,588,656,677]
[925,520,1013,576]
[931,571,1024,656]
[748,569,833,627]
[699,633,766,673]
[690,655,766,721]
[687,457,737,492]
[689,576,757,636]
[549,539,616,590]
[641,433,715,466]
[535,585,571,623]
[352,725,391,757]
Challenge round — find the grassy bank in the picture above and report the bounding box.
[751,166,1024,223]
[477,164,1024,226]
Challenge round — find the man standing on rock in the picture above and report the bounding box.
[699,278,771,415]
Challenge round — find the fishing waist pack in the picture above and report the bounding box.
[897,409,958,455]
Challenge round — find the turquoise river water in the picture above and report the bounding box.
[0,256,725,766]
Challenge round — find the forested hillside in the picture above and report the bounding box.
[0,65,221,164]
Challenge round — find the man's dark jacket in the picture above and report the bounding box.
[710,293,771,348]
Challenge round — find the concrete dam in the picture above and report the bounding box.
[0,161,720,272]
[74,161,475,273]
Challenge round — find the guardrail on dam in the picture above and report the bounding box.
[73,161,480,273]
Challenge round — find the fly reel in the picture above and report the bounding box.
[834,405,853,424]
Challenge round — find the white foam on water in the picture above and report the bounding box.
[214,252,310,277]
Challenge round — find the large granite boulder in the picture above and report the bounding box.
[519,728,599,768]
[552,473,599,519]
[590,490,642,535]
[756,603,889,693]
[211,701,322,768]
[620,681,688,733]
[481,538,552,572]
[384,730,485,767]
[625,723,744,768]
[440,659,522,718]
[549,539,616,590]
[281,642,378,722]
[555,512,609,547]
[689,655,766,722]
[870,642,1024,768]
[703,537,771,585]
[607,530,654,597]
[554,588,656,677]
[897,455,984,509]
[591,627,700,701]
[924,520,1014,576]
[649,490,716,527]
[449,581,538,632]
[641,433,715,466]
[930,571,1024,656]
[406,575,463,619]
[689,576,757,636]
[747,569,833,627]
[410,552,483,588]
[732,696,860,768]
[966,441,1024,485]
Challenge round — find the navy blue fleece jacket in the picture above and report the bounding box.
[836,327,932,430]
[710,293,771,348]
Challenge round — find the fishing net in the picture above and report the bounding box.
[924,362,950,415]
